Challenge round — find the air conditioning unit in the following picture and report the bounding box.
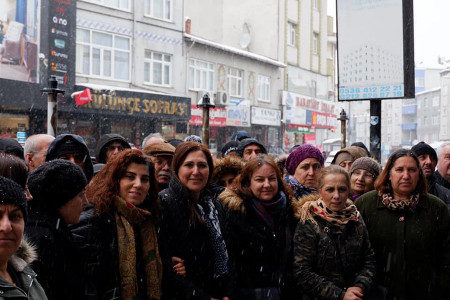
[216,91,228,106]
[197,90,214,105]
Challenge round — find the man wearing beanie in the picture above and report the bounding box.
[349,157,382,201]
[236,138,267,161]
[46,134,94,181]
[26,160,88,300]
[412,141,450,209]
[284,144,324,199]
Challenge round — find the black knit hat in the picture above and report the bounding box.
[236,138,267,158]
[221,141,240,157]
[0,176,28,222]
[28,160,88,213]
[411,142,438,163]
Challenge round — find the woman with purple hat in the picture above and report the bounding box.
[284,144,324,200]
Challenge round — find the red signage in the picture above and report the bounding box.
[189,105,227,127]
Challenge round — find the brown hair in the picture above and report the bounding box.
[0,153,28,189]
[86,149,160,222]
[230,154,293,200]
[316,165,350,191]
[171,141,214,183]
[374,149,427,195]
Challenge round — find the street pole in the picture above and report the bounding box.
[337,109,348,149]
[197,93,215,148]
[370,99,381,161]
[40,75,65,137]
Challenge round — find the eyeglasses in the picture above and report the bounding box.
[352,170,374,180]
[106,145,125,152]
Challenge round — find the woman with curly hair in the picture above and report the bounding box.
[219,154,297,299]
[211,155,244,188]
[71,149,163,300]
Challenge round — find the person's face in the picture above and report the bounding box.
[26,137,53,171]
[293,158,322,188]
[350,169,375,194]
[338,160,353,172]
[437,145,450,180]
[105,142,125,162]
[319,173,349,211]
[218,173,236,188]
[177,151,210,196]
[119,163,151,206]
[151,155,172,185]
[58,189,88,224]
[389,156,420,199]
[0,204,24,261]
[242,144,263,161]
[58,153,86,171]
[249,164,279,202]
[417,154,437,177]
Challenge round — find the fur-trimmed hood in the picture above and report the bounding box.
[9,238,37,273]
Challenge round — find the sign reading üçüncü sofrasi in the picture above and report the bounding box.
[336,0,414,101]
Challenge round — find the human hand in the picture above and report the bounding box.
[171,256,186,277]
[342,286,363,300]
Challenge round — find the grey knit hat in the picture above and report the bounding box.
[0,176,28,222]
[349,157,382,178]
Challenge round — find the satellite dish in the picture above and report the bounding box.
[239,33,251,49]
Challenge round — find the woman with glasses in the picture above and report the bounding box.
[349,157,382,201]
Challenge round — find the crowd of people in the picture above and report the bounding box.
[0,131,450,300]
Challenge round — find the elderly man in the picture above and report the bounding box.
[24,134,55,171]
[412,141,450,208]
[144,141,175,190]
[142,132,165,148]
[435,142,450,191]
[236,138,267,161]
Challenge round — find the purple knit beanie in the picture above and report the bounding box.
[285,144,324,175]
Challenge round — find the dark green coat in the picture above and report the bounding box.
[356,190,450,300]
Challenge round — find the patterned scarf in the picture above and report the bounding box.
[309,199,359,227]
[381,193,420,212]
[285,174,316,199]
[251,191,287,231]
[196,198,229,278]
[113,196,163,300]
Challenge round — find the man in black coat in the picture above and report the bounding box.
[412,141,450,209]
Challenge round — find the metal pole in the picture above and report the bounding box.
[340,118,346,149]
[41,75,65,137]
[370,99,382,161]
[202,107,210,147]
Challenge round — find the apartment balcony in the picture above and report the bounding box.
[402,123,417,131]
[402,105,417,115]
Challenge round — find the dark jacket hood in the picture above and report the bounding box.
[46,134,93,181]
[236,138,267,157]
[95,134,130,164]
[0,138,24,158]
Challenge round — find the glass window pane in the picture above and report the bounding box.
[165,0,171,19]
[119,0,129,9]
[154,53,162,61]
[154,0,163,18]
[164,55,171,62]
[153,62,162,84]
[114,51,129,80]
[144,62,150,82]
[145,50,151,59]
[115,36,129,50]
[164,65,170,85]
[93,32,112,47]
[104,0,119,7]
[104,50,111,77]
[76,45,90,74]
[77,28,90,43]
[188,68,194,88]
[93,48,101,75]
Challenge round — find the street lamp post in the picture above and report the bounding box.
[197,93,215,147]
[40,75,65,137]
[337,109,348,149]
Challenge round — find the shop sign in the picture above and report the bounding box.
[226,97,250,127]
[189,105,227,127]
[251,107,281,126]
[282,91,337,115]
[283,106,307,125]
[311,111,337,129]
[66,86,191,120]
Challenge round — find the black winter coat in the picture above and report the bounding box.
[435,170,450,191]
[428,175,450,209]
[219,189,298,299]
[158,177,232,300]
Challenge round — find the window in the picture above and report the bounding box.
[85,0,130,10]
[257,75,271,102]
[76,28,131,81]
[432,96,439,107]
[227,67,244,97]
[144,51,172,86]
[145,0,172,21]
[313,33,319,54]
[188,59,215,92]
[313,0,319,10]
[287,22,296,47]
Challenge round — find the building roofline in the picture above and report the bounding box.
[415,87,441,96]
[184,33,286,68]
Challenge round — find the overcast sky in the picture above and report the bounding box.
[329,0,450,66]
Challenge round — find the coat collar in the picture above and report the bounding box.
[375,192,430,211]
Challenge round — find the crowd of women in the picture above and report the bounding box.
[0,138,449,300]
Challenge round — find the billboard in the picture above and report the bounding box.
[336,0,414,101]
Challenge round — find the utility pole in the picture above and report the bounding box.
[41,75,65,137]
[337,109,348,149]
[197,93,215,147]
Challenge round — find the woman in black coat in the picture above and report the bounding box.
[158,142,232,300]
[219,155,298,300]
